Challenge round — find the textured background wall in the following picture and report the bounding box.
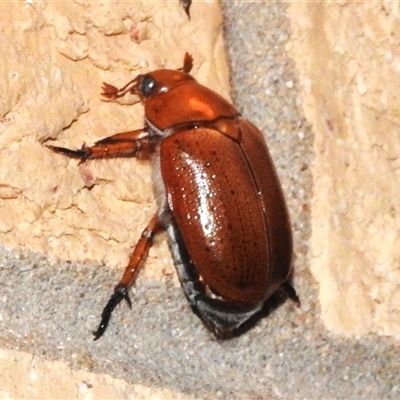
[288,1,400,338]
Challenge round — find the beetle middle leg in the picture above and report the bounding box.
[47,127,157,162]
[93,214,165,340]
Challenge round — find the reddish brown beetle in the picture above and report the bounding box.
[48,53,299,340]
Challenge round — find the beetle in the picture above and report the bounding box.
[48,53,299,340]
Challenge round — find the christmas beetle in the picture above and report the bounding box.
[48,53,299,340]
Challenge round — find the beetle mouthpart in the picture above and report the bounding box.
[101,77,140,100]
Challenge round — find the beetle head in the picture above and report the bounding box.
[102,69,195,102]
[138,52,193,98]
[102,53,195,102]
[138,70,195,98]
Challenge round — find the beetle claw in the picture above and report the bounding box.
[93,284,131,341]
[123,290,132,309]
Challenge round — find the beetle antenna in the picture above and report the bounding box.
[101,77,139,100]
[180,52,193,74]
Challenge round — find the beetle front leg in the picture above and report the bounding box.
[93,214,165,340]
[47,127,157,162]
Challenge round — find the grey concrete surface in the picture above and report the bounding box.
[0,2,399,399]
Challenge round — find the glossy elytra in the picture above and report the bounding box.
[48,54,299,340]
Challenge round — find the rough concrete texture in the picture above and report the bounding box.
[0,0,399,399]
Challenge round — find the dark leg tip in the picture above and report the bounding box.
[92,326,106,341]
[92,284,131,340]
[282,282,301,307]
[46,144,89,161]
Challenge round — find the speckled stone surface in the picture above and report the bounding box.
[0,2,399,399]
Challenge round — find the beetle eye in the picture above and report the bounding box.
[141,75,156,97]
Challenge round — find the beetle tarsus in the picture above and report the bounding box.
[93,284,131,341]
[47,144,91,161]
